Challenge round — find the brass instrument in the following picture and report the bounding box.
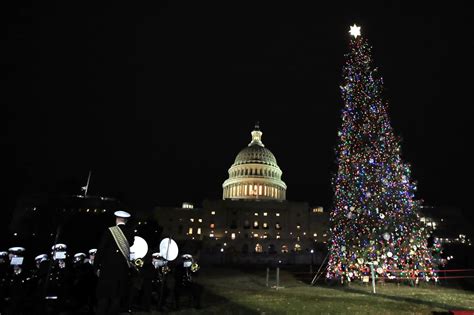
[191,262,200,272]
[162,265,170,274]
[134,258,144,268]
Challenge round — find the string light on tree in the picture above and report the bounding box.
[327,25,437,284]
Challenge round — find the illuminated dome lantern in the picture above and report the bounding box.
[222,123,287,200]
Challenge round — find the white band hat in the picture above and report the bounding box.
[114,210,131,218]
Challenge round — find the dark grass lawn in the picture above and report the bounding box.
[137,266,474,314]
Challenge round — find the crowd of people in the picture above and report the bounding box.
[0,211,202,314]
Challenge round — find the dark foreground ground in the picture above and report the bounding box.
[127,265,474,315]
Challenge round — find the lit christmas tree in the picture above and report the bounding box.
[327,25,437,284]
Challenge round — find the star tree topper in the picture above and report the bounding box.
[349,24,361,38]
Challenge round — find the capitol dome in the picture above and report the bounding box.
[222,123,287,201]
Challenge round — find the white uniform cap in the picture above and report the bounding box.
[52,244,67,250]
[74,253,86,258]
[114,210,131,218]
[152,252,161,258]
[182,254,193,259]
[89,249,97,254]
[35,254,48,261]
[9,247,25,253]
[0,251,8,257]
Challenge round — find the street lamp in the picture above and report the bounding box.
[310,249,314,273]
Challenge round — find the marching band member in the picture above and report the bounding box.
[86,248,98,312]
[95,210,135,315]
[0,251,9,313]
[70,252,95,313]
[4,247,27,314]
[28,253,49,313]
[35,254,49,270]
[87,248,97,265]
[31,253,49,289]
[174,254,202,310]
[151,253,175,312]
[44,243,73,314]
[0,250,8,273]
[73,252,86,264]
[128,251,154,312]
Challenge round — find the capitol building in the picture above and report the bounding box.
[222,125,287,201]
[147,124,329,264]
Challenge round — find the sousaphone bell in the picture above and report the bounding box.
[159,237,179,274]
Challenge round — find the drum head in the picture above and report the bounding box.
[159,238,179,261]
[130,236,148,259]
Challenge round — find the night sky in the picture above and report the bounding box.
[3,2,472,222]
